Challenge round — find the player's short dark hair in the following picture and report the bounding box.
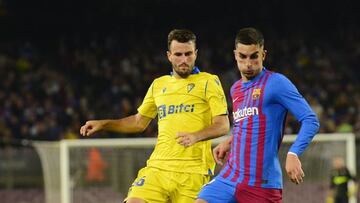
[235,27,264,47]
[167,29,196,50]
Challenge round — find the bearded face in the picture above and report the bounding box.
[167,40,197,78]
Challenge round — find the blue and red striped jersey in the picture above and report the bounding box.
[219,68,320,189]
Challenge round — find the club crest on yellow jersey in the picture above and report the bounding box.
[187,83,195,93]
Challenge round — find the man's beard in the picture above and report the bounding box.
[173,64,193,78]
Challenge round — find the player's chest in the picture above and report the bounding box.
[232,86,265,122]
[153,82,206,104]
[232,86,264,107]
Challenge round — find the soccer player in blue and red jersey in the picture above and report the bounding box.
[196,27,320,203]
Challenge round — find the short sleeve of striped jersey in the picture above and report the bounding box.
[137,81,157,119]
[205,75,228,117]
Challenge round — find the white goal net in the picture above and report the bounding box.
[33,133,357,203]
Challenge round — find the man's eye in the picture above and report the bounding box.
[250,54,259,59]
[239,54,246,59]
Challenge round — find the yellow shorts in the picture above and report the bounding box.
[124,167,210,203]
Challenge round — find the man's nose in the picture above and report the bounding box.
[245,58,252,67]
[180,55,188,62]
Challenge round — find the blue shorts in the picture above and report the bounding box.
[197,177,282,203]
[197,177,237,203]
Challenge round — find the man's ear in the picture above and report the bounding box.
[167,51,171,62]
[263,49,267,61]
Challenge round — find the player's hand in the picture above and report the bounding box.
[80,120,105,136]
[213,140,231,165]
[285,153,305,185]
[176,132,198,147]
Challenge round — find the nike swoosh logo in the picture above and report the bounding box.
[232,97,239,103]
[234,117,246,122]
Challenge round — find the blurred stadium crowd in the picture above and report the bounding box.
[1,28,360,141]
[1,0,360,142]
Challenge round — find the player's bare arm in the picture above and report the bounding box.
[176,115,229,147]
[285,153,305,185]
[213,136,232,165]
[80,113,152,136]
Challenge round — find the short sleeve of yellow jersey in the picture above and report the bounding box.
[137,82,157,119]
[205,75,228,117]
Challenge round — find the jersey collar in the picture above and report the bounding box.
[242,67,266,86]
[170,66,200,76]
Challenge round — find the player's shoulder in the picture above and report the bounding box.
[153,75,172,83]
[197,72,219,79]
[155,75,172,81]
[202,73,224,88]
[267,71,291,84]
[196,72,222,84]
[230,79,241,93]
[266,70,297,93]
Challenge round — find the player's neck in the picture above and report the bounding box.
[172,71,190,79]
[242,75,257,82]
[241,68,263,82]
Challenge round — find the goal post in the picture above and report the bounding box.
[281,133,356,203]
[281,133,356,177]
[33,138,158,203]
[33,133,357,203]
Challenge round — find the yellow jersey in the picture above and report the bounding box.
[138,71,228,175]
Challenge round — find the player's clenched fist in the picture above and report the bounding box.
[213,137,231,165]
[80,120,105,136]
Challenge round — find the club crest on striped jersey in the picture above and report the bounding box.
[252,88,261,100]
[187,83,195,93]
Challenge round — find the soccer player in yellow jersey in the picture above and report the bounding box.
[80,29,230,203]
